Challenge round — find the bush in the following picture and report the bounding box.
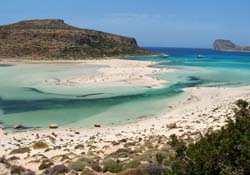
[108,148,134,158]
[32,140,48,149]
[122,159,141,170]
[68,157,101,172]
[44,164,69,175]
[168,99,250,175]
[9,147,31,154]
[102,159,123,173]
[68,160,88,171]
[155,151,169,165]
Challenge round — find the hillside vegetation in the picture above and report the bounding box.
[0,19,152,60]
[166,99,250,175]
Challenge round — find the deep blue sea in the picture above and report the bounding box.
[0,48,250,129]
[136,47,250,87]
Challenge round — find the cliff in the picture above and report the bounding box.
[0,19,152,60]
[213,39,250,52]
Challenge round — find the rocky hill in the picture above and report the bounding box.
[0,19,152,60]
[213,39,250,52]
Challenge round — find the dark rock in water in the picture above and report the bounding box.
[213,39,250,52]
[49,124,58,129]
[44,164,69,175]
[14,124,23,129]
[0,19,153,60]
[94,124,101,128]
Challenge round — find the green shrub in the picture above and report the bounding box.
[123,159,141,170]
[32,140,48,149]
[102,159,123,173]
[9,147,31,154]
[68,160,88,171]
[155,151,168,165]
[108,148,134,158]
[169,99,250,175]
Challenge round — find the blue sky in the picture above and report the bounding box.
[0,0,250,48]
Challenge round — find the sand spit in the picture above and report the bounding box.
[61,59,174,88]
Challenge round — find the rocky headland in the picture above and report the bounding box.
[213,39,250,52]
[0,19,152,60]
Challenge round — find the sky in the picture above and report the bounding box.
[0,0,250,48]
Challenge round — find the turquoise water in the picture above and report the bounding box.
[0,48,250,130]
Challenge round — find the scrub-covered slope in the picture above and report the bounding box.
[0,19,152,59]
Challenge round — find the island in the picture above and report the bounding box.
[213,39,250,52]
[0,19,152,60]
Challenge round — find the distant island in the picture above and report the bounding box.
[213,39,250,52]
[0,19,152,60]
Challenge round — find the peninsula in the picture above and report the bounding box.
[0,19,152,60]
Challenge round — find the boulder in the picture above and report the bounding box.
[94,124,101,128]
[49,124,58,129]
[167,123,177,129]
[14,124,23,129]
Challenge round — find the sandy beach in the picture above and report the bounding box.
[0,85,250,174]
[0,58,250,174]
[60,59,174,88]
[0,58,173,88]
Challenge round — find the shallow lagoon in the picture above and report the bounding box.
[1,48,250,130]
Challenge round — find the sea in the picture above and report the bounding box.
[0,47,250,130]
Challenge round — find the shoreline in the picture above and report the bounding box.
[2,86,249,136]
[0,57,250,173]
[0,86,250,174]
[0,58,174,88]
[60,59,174,88]
[0,54,161,64]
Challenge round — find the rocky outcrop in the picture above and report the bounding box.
[213,39,250,52]
[0,19,152,60]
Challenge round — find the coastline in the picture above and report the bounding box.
[0,57,250,174]
[0,54,161,64]
[0,86,250,173]
[60,59,174,88]
[0,58,173,88]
